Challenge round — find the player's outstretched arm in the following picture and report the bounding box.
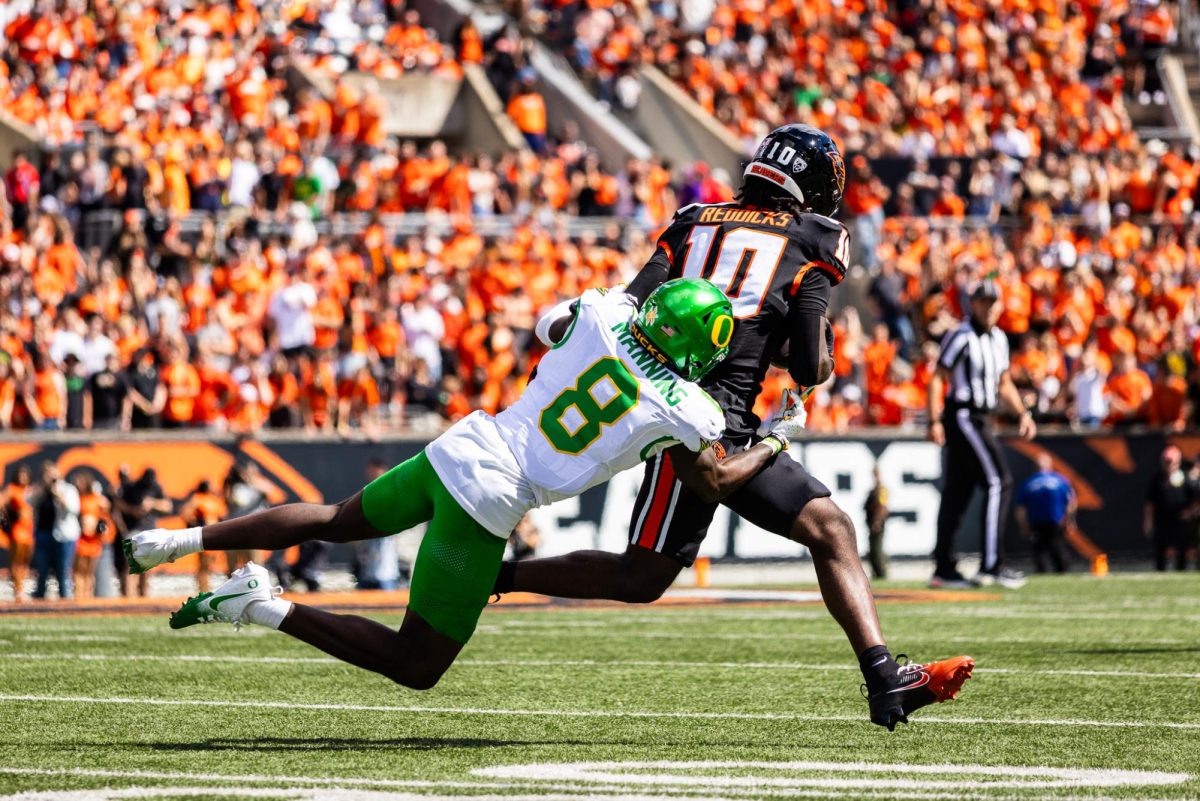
[668,441,778,504]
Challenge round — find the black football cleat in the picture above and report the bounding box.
[863,654,975,731]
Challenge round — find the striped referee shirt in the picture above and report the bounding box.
[938,321,1010,412]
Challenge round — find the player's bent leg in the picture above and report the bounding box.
[295,506,507,690]
[496,545,682,604]
[280,605,464,690]
[170,563,462,690]
[166,452,501,690]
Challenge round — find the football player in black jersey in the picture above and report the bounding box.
[494,125,973,730]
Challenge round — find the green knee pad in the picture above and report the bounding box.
[409,510,507,644]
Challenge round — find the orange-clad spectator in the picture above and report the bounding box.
[1146,366,1191,431]
[1105,353,1153,425]
[24,351,65,430]
[2,465,35,602]
[930,178,966,218]
[457,19,484,63]
[193,353,237,429]
[337,364,381,431]
[267,354,301,428]
[73,475,113,599]
[0,358,18,429]
[871,365,926,427]
[180,479,228,592]
[369,308,405,368]
[311,291,345,352]
[161,146,191,213]
[296,89,333,145]
[228,363,274,433]
[44,226,82,293]
[301,353,339,432]
[998,270,1032,336]
[441,374,472,422]
[863,323,897,403]
[507,72,548,153]
[161,345,201,427]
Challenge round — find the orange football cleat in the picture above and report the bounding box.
[863,654,975,731]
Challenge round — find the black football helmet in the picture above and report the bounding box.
[742,124,845,216]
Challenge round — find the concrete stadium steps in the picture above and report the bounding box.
[288,54,526,154]
[413,0,653,169]
[1167,50,1200,143]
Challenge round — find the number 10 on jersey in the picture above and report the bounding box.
[681,225,788,318]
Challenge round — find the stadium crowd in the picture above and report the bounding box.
[0,0,1198,437]
[542,0,1177,154]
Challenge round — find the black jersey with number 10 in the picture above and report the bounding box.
[654,202,850,438]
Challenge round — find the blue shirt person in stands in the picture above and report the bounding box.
[1014,454,1076,574]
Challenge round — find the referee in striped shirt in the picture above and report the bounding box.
[927,280,1036,589]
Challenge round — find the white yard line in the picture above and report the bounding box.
[475,760,1190,790]
[4,652,1200,681]
[0,765,1183,801]
[20,635,132,642]
[1,693,1199,730]
[0,766,502,792]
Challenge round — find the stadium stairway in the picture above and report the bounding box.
[286,49,527,156]
[1165,50,1200,143]
[0,107,39,166]
[621,66,746,178]
[1141,4,1200,145]
[413,0,654,171]
[459,0,746,174]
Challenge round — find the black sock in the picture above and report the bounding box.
[493,561,516,595]
[858,644,898,693]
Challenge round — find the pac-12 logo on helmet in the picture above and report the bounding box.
[743,124,845,217]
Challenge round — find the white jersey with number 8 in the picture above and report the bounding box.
[426,289,725,537]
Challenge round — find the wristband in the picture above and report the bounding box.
[763,433,788,456]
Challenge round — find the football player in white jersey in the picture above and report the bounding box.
[124,278,811,689]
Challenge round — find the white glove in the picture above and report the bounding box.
[764,389,809,453]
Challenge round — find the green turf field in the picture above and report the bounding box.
[1,573,1198,801]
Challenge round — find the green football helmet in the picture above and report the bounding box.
[632,278,734,381]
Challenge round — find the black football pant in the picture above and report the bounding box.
[935,409,1012,576]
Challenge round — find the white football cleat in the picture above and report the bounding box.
[169,563,281,630]
[124,528,193,574]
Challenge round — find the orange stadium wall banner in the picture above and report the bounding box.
[0,434,1192,561]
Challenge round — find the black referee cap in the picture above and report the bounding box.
[970,280,1000,301]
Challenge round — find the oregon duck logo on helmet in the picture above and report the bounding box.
[632,278,733,382]
[711,313,734,348]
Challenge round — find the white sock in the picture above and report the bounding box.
[175,527,205,556]
[243,598,293,630]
